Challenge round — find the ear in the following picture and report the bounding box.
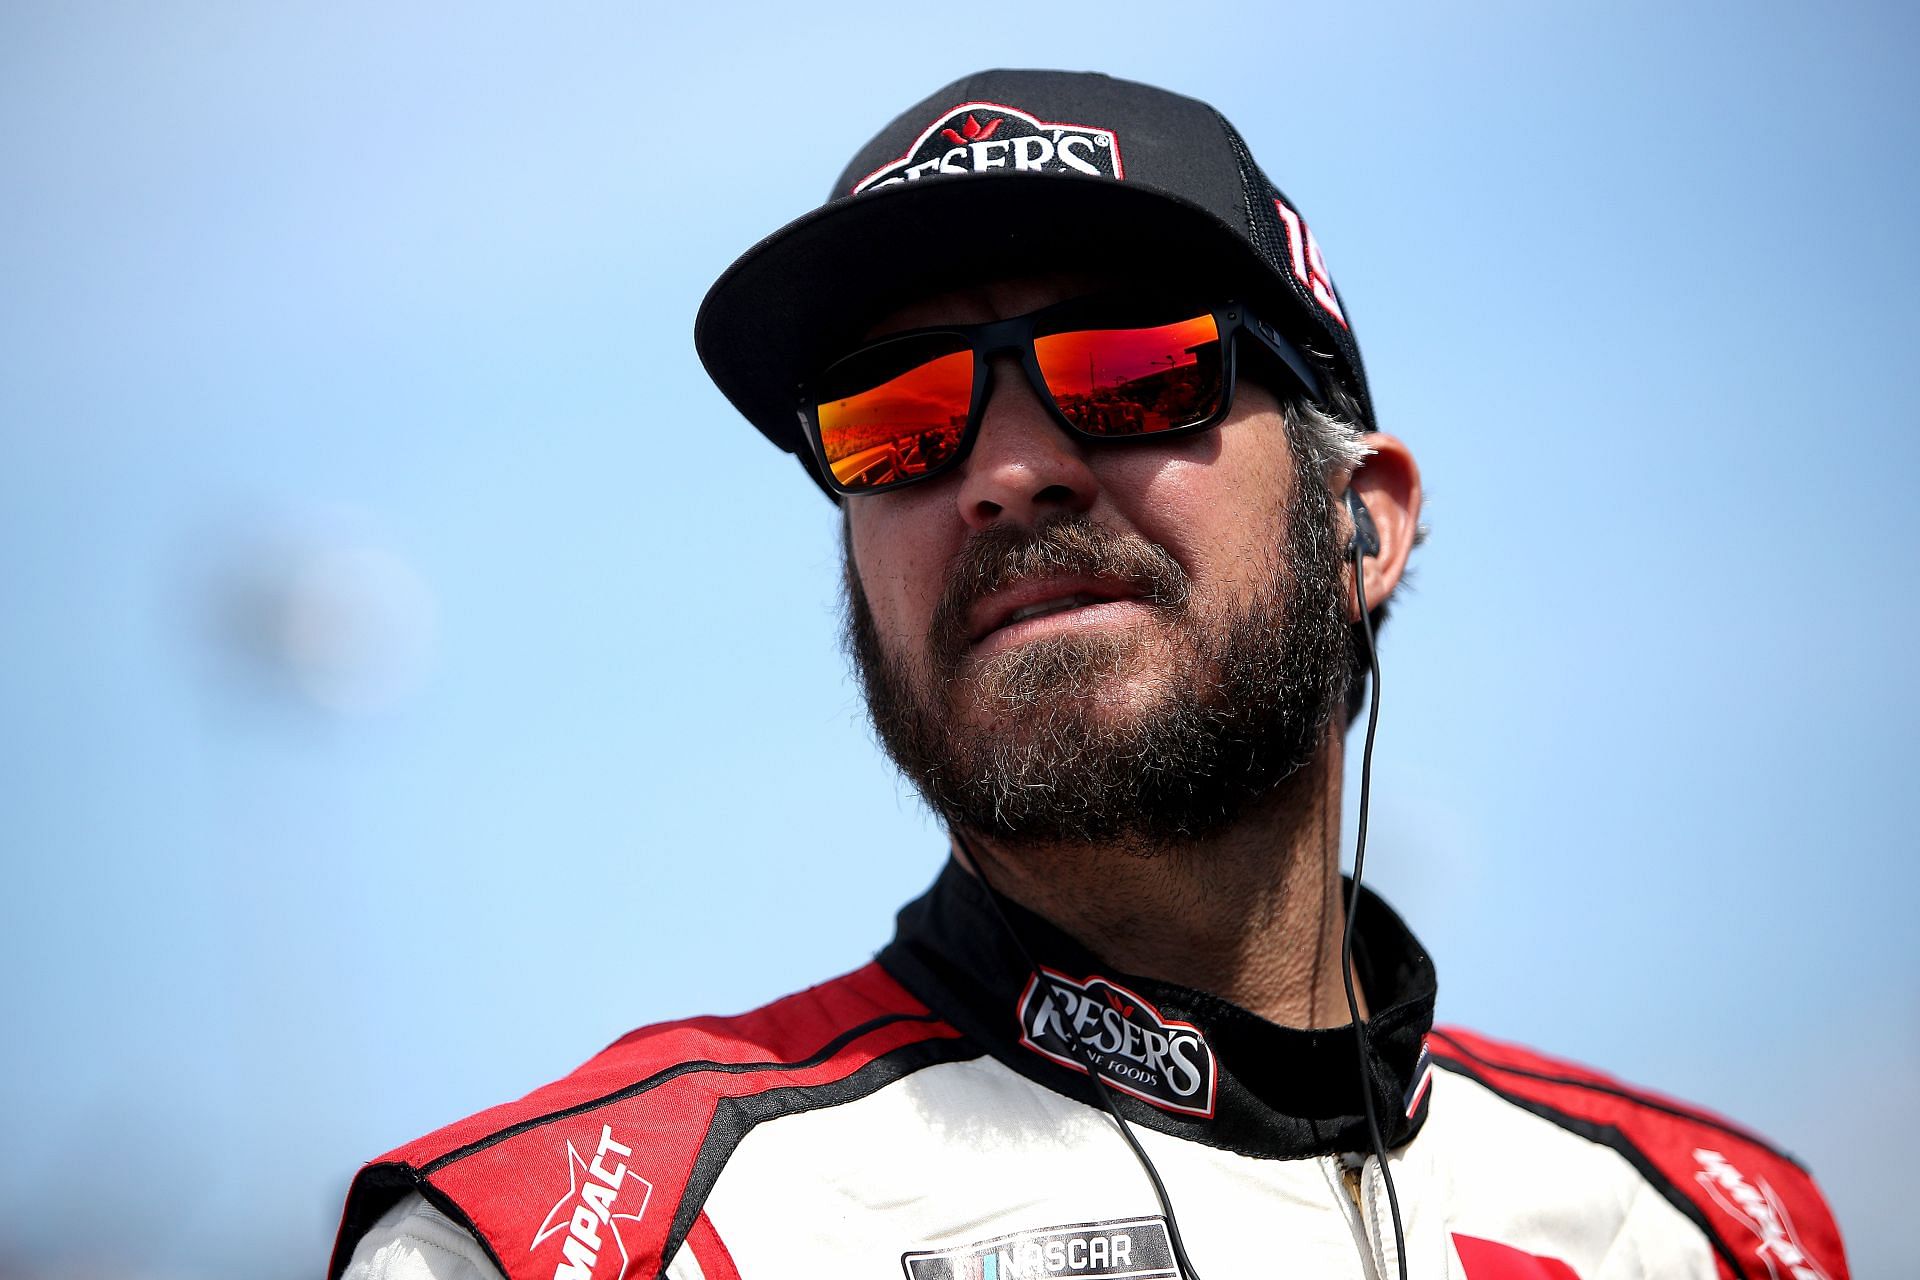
[1341,433,1422,621]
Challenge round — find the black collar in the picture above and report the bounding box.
[877,859,1437,1160]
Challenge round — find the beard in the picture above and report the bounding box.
[842,472,1353,852]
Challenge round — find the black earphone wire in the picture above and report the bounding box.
[1346,534,1411,1280]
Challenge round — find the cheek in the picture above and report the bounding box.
[849,502,955,647]
[1113,422,1296,589]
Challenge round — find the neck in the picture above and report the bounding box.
[955,727,1362,1029]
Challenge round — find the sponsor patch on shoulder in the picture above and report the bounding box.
[529,1124,652,1280]
[852,101,1123,195]
[1692,1148,1833,1280]
[902,1216,1176,1280]
[1016,969,1218,1118]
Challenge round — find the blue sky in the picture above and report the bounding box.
[2,3,1914,1276]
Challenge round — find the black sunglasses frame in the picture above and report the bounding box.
[795,298,1326,498]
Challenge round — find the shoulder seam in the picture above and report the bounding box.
[1428,1029,1802,1171]
[423,1010,952,1174]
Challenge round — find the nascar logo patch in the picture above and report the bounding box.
[902,1217,1176,1280]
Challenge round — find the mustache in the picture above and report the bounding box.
[928,515,1191,670]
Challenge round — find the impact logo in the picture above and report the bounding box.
[852,101,1123,194]
[530,1125,654,1280]
[1692,1148,1831,1280]
[902,1216,1177,1280]
[1017,969,1217,1117]
[1274,198,1347,329]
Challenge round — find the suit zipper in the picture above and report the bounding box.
[1341,1160,1365,1210]
[1331,1154,1383,1280]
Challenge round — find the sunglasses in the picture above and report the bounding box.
[796,294,1325,497]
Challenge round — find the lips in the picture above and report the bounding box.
[925,517,1192,672]
[966,575,1143,646]
[1004,592,1112,626]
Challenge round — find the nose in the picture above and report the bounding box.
[954,356,1099,530]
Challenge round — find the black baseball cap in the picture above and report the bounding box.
[695,68,1373,491]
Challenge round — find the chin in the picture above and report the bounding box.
[954,624,1194,712]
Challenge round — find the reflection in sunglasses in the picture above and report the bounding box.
[813,310,1225,492]
[820,349,972,486]
[1036,317,1222,437]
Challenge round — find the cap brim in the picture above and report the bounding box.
[694,173,1290,477]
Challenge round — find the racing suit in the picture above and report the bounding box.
[331,862,1848,1280]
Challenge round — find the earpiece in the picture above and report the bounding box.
[1341,479,1408,1280]
[1345,488,1381,559]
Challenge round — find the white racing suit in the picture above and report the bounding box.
[331,863,1848,1280]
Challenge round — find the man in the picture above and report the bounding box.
[331,70,1848,1280]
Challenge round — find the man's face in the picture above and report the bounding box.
[841,274,1352,850]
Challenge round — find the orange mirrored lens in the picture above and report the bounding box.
[1034,314,1223,436]
[816,340,973,491]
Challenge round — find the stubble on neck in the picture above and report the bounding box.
[954,720,1365,1030]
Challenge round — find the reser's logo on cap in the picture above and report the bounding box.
[852,101,1123,195]
[942,113,1002,146]
[1016,969,1217,1117]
